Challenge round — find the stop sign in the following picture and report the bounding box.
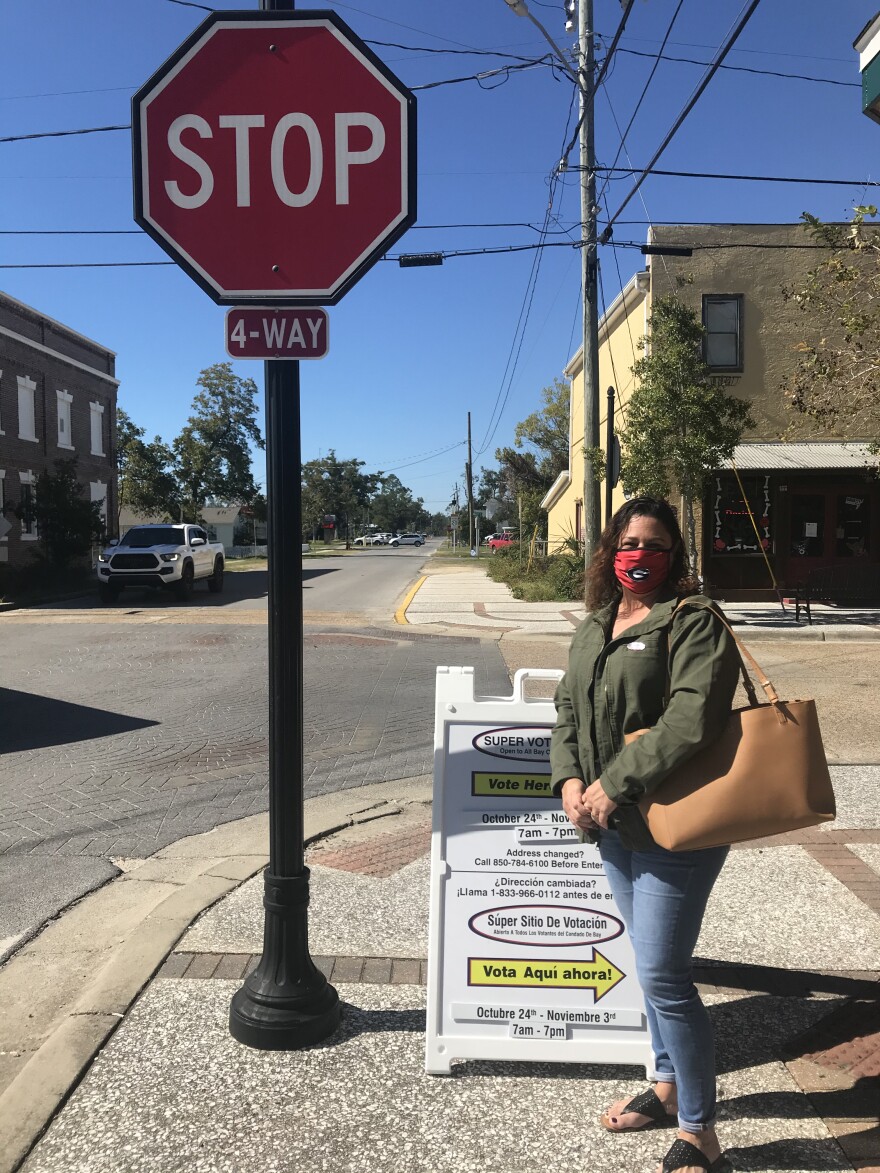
[132,12,416,305]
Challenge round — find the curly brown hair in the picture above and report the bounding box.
[585,496,701,611]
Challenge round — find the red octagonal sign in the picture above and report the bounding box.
[133,11,416,305]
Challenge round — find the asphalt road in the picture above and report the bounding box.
[41,542,437,616]
[0,542,511,960]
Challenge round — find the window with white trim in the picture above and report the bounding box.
[19,470,37,540]
[89,400,105,456]
[17,375,37,442]
[57,389,74,450]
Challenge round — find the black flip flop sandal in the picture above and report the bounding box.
[599,1086,677,1132]
[659,1137,733,1173]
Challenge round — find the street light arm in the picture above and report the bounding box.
[500,0,581,87]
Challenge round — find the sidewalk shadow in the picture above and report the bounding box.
[0,687,158,753]
[723,1137,854,1170]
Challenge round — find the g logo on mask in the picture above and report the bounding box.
[628,567,650,581]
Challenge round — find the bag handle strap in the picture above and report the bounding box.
[672,597,781,711]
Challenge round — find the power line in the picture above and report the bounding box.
[0,54,558,144]
[411,56,557,92]
[601,0,764,242]
[0,125,129,144]
[0,86,135,102]
[0,220,584,237]
[595,166,880,188]
[613,32,851,67]
[0,237,854,272]
[593,0,636,92]
[559,0,637,171]
[595,0,687,206]
[381,441,467,473]
[614,47,859,88]
[474,89,577,459]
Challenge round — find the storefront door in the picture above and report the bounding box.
[786,483,873,579]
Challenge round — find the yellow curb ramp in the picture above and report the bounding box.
[395,575,427,625]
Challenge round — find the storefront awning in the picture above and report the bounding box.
[723,442,879,471]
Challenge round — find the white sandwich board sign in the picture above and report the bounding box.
[425,666,653,1075]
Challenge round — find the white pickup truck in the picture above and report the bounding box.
[96,523,225,604]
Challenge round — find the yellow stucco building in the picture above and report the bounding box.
[544,224,879,599]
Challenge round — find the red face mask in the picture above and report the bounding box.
[614,548,672,595]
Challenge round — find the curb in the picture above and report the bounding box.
[0,777,431,1173]
[395,574,427,625]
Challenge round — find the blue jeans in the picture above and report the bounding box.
[598,827,729,1132]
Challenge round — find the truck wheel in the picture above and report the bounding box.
[207,557,224,594]
[175,562,194,602]
[99,584,120,606]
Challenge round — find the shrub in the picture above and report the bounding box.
[486,546,584,602]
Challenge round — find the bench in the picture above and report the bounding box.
[794,562,880,624]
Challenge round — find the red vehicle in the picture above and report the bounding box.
[487,534,516,553]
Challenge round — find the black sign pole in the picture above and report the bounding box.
[229,0,340,1051]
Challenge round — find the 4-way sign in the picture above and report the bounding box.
[133,11,416,304]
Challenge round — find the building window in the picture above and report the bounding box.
[712,474,771,555]
[89,401,105,456]
[836,493,870,558]
[57,389,74,450]
[703,295,743,372]
[17,375,38,442]
[0,370,4,435]
[19,470,37,540]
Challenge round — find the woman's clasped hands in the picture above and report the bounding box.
[561,777,618,831]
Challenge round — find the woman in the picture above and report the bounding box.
[551,497,740,1173]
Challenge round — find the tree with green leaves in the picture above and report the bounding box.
[369,474,425,533]
[172,363,264,519]
[492,377,571,536]
[300,450,381,538]
[782,207,880,452]
[18,458,104,568]
[116,408,179,526]
[619,294,753,570]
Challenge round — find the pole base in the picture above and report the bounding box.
[229,869,341,1050]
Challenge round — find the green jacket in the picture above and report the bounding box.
[550,591,742,850]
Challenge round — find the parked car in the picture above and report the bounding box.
[353,534,382,546]
[396,533,423,546]
[96,523,225,603]
[487,534,516,553]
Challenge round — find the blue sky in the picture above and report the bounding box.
[2,1,876,515]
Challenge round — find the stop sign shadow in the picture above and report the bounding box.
[132,10,417,305]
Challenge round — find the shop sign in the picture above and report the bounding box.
[425,666,653,1075]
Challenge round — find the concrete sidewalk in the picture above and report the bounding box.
[4,773,878,1173]
[402,565,880,639]
[2,569,879,1173]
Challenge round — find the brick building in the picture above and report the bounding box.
[0,291,118,568]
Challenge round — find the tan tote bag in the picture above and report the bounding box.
[624,599,836,851]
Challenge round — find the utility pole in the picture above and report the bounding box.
[466,411,475,553]
[579,0,601,561]
[501,0,600,560]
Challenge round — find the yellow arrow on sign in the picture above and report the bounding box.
[468,950,625,1002]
